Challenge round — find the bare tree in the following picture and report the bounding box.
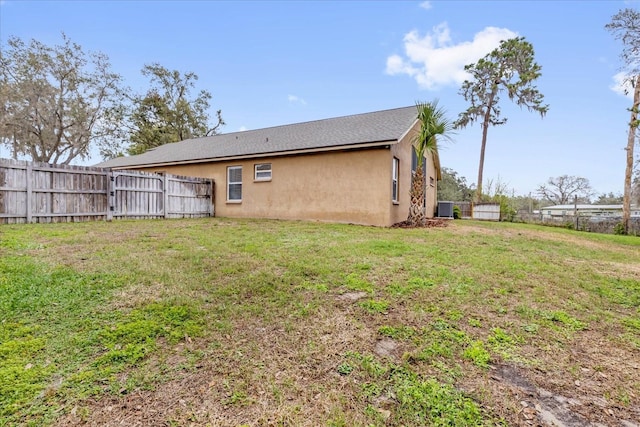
[0,34,125,164]
[454,37,549,202]
[537,175,595,205]
[483,176,513,198]
[606,9,640,234]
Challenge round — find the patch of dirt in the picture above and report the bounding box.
[391,218,451,228]
[490,364,590,426]
[335,291,368,302]
[489,364,640,427]
[110,282,169,310]
[373,338,400,359]
[593,260,640,281]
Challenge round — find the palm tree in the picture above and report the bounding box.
[407,100,453,226]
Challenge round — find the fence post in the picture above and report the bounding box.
[106,169,113,221]
[209,179,215,217]
[26,162,32,223]
[163,173,169,219]
[574,195,578,230]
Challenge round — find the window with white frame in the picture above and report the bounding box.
[254,163,272,181]
[227,166,242,201]
[392,157,399,203]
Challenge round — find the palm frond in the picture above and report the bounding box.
[413,99,453,166]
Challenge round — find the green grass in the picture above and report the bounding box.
[0,218,639,426]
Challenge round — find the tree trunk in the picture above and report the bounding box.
[476,121,489,203]
[475,89,497,203]
[622,75,640,234]
[407,167,426,226]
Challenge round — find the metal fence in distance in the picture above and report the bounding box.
[515,212,639,235]
[0,158,213,224]
[445,200,638,235]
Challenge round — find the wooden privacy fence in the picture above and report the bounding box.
[472,203,501,221]
[444,202,500,220]
[454,201,472,219]
[0,158,213,224]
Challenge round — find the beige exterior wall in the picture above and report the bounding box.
[121,131,439,226]
[137,147,392,226]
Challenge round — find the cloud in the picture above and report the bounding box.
[610,71,634,99]
[238,126,247,132]
[385,23,518,90]
[419,1,432,10]
[288,94,307,105]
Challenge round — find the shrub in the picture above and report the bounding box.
[453,205,461,219]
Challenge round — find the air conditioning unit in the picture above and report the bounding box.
[437,201,454,218]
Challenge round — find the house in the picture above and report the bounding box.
[98,106,441,226]
[541,204,640,220]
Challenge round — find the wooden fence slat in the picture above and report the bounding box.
[106,170,113,221]
[26,163,32,223]
[163,174,168,219]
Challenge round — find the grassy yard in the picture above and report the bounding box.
[0,218,639,426]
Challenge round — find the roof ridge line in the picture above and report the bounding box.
[215,105,415,136]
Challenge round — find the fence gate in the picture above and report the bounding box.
[109,170,213,220]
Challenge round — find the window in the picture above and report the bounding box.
[392,157,399,203]
[254,163,272,181]
[411,147,418,172]
[227,166,242,201]
[411,146,427,176]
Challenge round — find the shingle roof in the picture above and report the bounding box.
[97,106,418,168]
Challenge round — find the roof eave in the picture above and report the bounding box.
[107,140,398,170]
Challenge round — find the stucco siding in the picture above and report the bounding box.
[137,147,395,226]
